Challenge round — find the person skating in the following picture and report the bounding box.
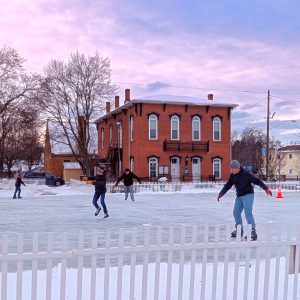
[13,174,26,199]
[217,160,272,241]
[92,168,109,218]
[115,168,141,201]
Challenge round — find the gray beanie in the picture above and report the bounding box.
[230,160,240,169]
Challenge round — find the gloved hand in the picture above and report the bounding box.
[139,181,142,184]
[217,195,221,202]
[265,188,272,196]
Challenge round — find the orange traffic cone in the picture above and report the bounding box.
[276,183,284,199]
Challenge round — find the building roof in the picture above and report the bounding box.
[95,95,238,124]
[63,162,81,169]
[278,145,300,152]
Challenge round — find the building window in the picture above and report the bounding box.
[149,157,158,178]
[101,128,104,148]
[192,116,201,141]
[289,168,292,174]
[109,125,113,146]
[213,117,221,141]
[171,115,179,140]
[213,158,221,179]
[149,114,158,140]
[289,154,292,159]
[130,157,134,172]
[130,116,134,141]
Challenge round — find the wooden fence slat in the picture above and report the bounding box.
[77,231,84,300]
[16,233,23,300]
[154,226,162,300]
[243,224,252,300]
[129,228,137,300]
[46,233,53,300]
[177,225,186,300]
[103,230,111,300]
[1,234,8,300]
[283,225,292,300]
[232,225,242,300]
[189,225,197,300]
[166,226,174,300]
[263,224,272,300]
[90,230,98,300]
[60,233,68,300]
[200,225,209,300]
[31,232,38,300]
[292,225,300,300]
[117,229,124,300]
[273,225,281,300]
[222,225,231,300]
[142,225,151,300]
[211,225,220,300]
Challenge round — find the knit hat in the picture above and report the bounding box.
[230,160,240,169]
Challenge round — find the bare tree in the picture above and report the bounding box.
[38,51,117,175]
[268,139,287,179]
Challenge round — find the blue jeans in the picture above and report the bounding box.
[233,193,255,230]
[92,192,108,214]
[13,186,21,198]
[124,185,134,200]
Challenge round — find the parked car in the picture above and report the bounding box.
[23,172,65,186]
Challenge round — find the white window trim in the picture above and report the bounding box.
[213,117,222,141]
[130,116,134,141]
[130,157,134,172]
[149,114,158,140]
[171,115,180,140]
[192,116,201,141]
[149,157,158,178]
[109,125,113,145]
[213,158,222,179]
[101,128,104,148]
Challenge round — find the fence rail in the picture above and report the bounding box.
[1,224,300,300]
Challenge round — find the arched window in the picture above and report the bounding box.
[101,128,104,148]
[149,114,158,140]
[213,117,221,141]
[192,116,201,141]
[171,115,179,140]
[109,125,113,146]
[149,157,158,178]
[130,116,134,141]
[213,158,222,179]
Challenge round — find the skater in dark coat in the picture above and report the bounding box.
[217,160,272,240]
[92,168,109,218]
[13,174,26,199]
[115,168,141,201]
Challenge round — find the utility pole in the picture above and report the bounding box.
[266,89,270,180]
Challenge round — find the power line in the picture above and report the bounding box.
[114,82,267,94]
[271,95,300,104]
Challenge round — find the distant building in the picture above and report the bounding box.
[278,145,300,180]
[44,121,99,179]
[95,89,238,181]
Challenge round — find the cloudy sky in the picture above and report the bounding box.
[1,0,300,143]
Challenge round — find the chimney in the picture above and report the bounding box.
[125,88,131,103]
[106,102,111,114]
[115,96,120,109]
[207,94,213,101]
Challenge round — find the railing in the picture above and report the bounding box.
[1,224,300,300]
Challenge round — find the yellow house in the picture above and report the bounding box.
[278,145,300,180]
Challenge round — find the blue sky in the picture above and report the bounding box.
[1,0,300,143]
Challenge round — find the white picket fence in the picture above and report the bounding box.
[1,224,300,300]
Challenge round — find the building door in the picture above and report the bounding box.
[171,157,180,181]
[192,158,201,182]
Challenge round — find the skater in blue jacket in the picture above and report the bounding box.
[218,160,272,240]
[13,174,26,199]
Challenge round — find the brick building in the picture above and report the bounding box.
[95,89,238,181]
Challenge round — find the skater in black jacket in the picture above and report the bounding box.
[92,168,109,218]
[115,168,141,201]
[218,160,272,240]
[13,174,26,199]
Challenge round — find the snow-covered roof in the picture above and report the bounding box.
[278,145,300,152]
[95,95,238,123]
[47,121,98,155]
[63,162,81,169]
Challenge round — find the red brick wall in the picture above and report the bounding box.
[98,102,232,181]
